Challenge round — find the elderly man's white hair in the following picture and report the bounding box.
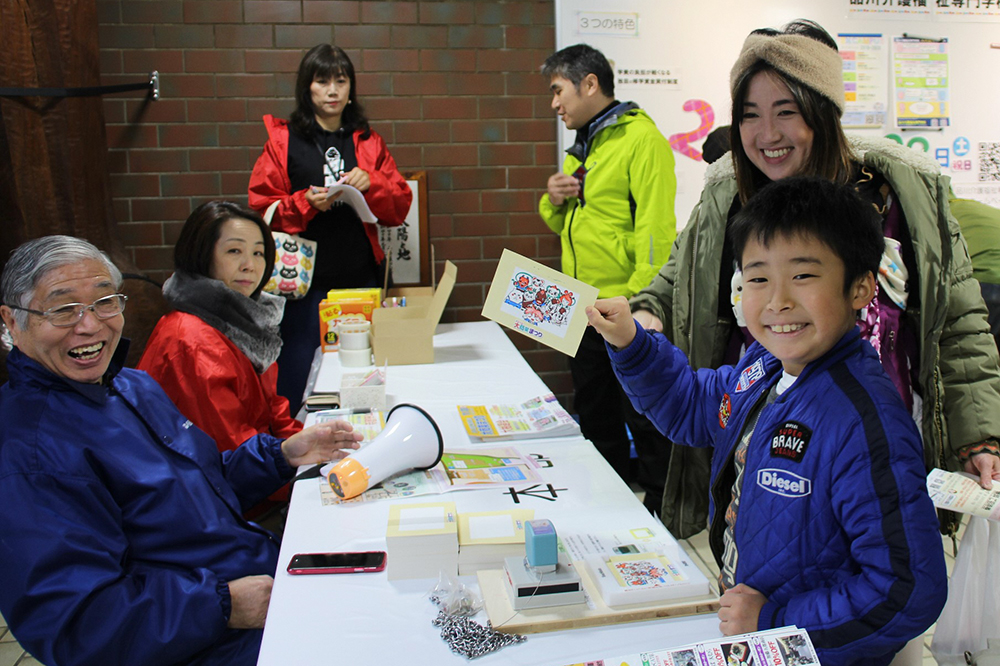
[1,235,123,350]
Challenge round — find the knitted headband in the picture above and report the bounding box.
[730,32,845,116]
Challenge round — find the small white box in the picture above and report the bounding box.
[340,371,386,411]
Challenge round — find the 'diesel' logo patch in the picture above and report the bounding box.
[770,420,812,462]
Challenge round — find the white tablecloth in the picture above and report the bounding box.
[258,322,720,665]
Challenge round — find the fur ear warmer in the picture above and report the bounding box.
[730,32,845,115]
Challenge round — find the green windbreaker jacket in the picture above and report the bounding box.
[539,103,677,298]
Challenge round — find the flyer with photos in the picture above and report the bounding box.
[481,249,598,357]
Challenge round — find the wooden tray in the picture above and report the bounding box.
[477,562,720,635]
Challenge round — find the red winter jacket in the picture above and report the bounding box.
[248,115,411,264]
[138,311,303,506]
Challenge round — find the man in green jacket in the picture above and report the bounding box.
[539,44,677,513]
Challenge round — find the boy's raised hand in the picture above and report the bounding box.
[586,297,638,350]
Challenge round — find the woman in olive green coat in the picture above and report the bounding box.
[631,20,1000,539]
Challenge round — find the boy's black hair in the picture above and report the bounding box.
[541,44,615,98]
[729,176,882,294]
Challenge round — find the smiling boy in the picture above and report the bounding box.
[587,176,946,666]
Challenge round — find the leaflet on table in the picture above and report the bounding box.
[927,468,1000,521]
[458,393,580,440]
[314,409,386,442]
[558,526,677,562]
[323,183,377,223]
[319,447,543,506]
[561,626,818,666]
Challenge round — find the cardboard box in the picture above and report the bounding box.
[372,261,456,366]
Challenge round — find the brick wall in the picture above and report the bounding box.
[97,0,575,406]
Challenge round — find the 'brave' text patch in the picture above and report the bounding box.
[770,420,812,463]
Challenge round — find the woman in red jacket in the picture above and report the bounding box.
[139,200,302,517]
[248,44,412,410]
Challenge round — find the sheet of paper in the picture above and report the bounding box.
[469,514,516,540]
[481,249,598,357]
[325,183,377,223]
[319,447,542,505]
[927,468,1000,520]
[397,506,445,531]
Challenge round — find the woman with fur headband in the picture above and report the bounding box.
[630,19,1000,541]
[139,201,302,519]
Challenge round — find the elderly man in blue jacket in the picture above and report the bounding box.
[0,235,361,666]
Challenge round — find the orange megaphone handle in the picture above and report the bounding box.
[328,458,370,499]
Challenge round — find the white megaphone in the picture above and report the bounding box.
[326,403,444,500]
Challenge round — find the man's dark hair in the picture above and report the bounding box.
[174,201,275,299]
[541,44,615,98]
[729,176,882,294]
[702,125,731,165]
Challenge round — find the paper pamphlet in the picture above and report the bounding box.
[927,468,1000,521]
[457,393,579,440]
[458,510,534,545]
[558,526,675,562]
[562,626,819,666]
[481,249,598,357]
[319,446,543,506]
[325,183,377,223]
[314,409,386,442]
[386,502,457,538]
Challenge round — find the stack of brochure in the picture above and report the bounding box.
[457,394,579,440]
[385,502,458,580]
[563,626,819,666]
[926,468,1000,521]
[456,509,533,575]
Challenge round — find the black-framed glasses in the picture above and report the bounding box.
[6,294,127,327]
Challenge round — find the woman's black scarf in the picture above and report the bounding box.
[162,271,284,374]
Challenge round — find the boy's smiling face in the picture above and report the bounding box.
[740,232,875,377]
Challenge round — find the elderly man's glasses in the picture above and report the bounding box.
[6,294,127,328]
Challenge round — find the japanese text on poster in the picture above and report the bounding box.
[838,33,888,128]
[893,36,950,128]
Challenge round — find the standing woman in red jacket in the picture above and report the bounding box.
[248,44,412,410]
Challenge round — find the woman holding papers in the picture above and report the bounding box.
[248,44,412,409]
[139,200,302,519]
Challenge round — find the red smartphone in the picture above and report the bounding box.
[286,551,387,575]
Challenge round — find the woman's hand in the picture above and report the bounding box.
[586,297,638,350]
[965,451,1000,489]
[340,167,370,192]
[304,186,334,212]
[718,584,767,636]
[281,421,362,468]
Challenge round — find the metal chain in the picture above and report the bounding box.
[432,610,526,659]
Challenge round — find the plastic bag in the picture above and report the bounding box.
[428,570,482,617]
[931,517,1000,665]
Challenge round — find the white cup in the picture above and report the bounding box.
[340,347,373,367]
[338,321,371,351]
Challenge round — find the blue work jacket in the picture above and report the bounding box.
[0,345,293,665]
[610,327,947,665]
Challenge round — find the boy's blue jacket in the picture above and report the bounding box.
[0,345,292,666]
[610,326,947,666]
